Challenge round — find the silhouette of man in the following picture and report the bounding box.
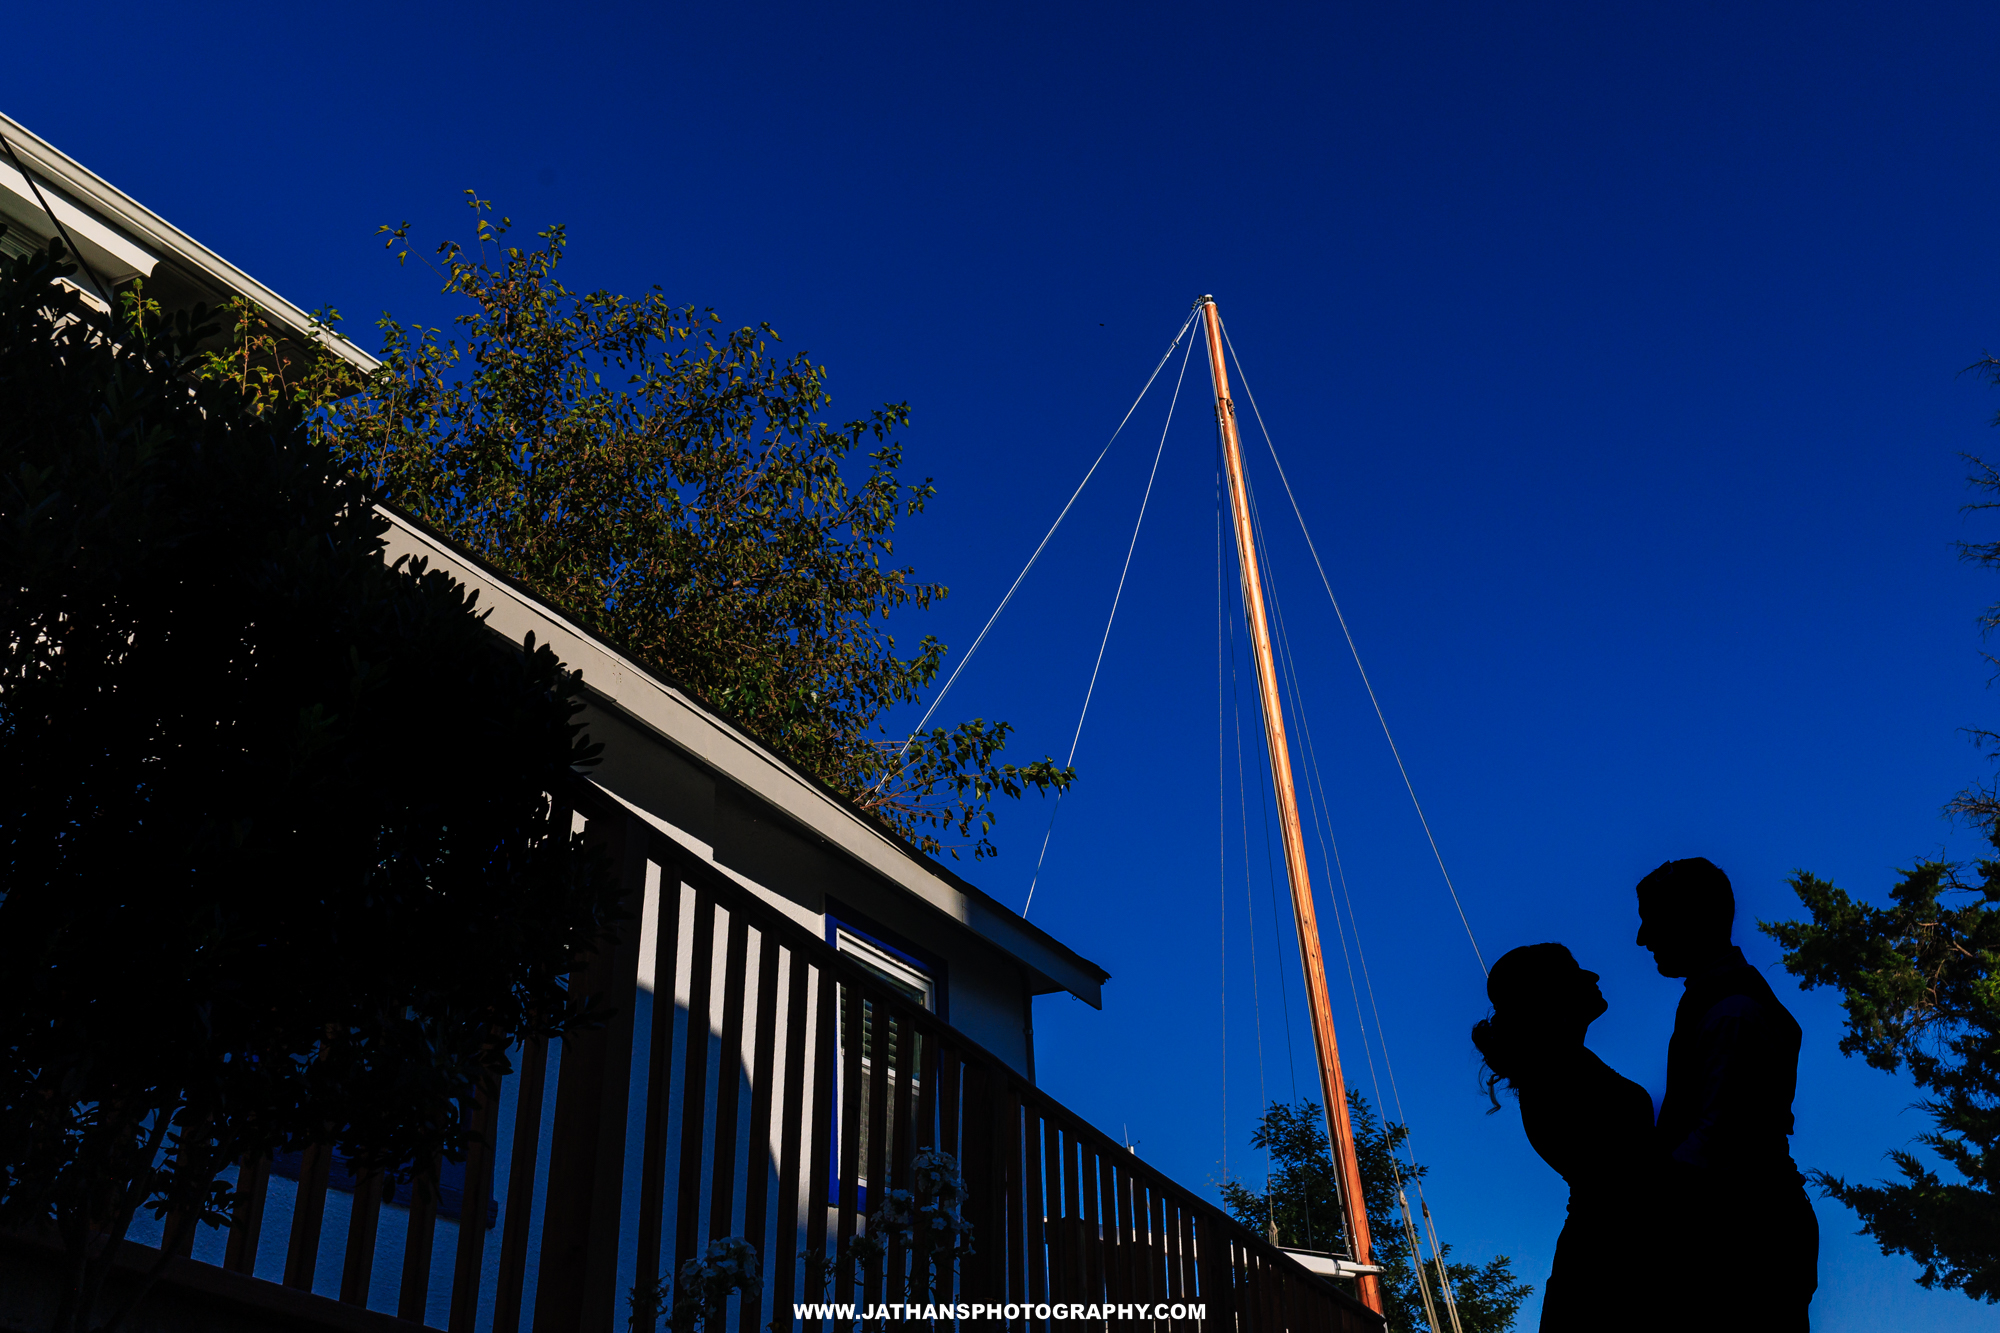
[1637,857,1817,1330]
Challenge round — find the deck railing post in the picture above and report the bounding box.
[532,810,648,1333]
[448,1086,502,1331]
[92,794,1383,1333]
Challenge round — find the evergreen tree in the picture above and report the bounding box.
[1221,1097,1531,1332]
[1758,358,2000,1305]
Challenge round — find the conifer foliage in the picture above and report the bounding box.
[1760,362,2000,1304]
[1221,1097,1531,1332]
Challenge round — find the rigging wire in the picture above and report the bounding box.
[1196,308,1475,1312]
[1424,1200,1469,1333]
[1399,1186,1445,1332]
[1226,564,1273,1203]
[1251,448,1471,1316]
[1242,474,1364,1257]
[890,308,1201,771]
[1233,482,1302,1103]
[1218,478,1230,1188]
[1221,454,1338,1245]
[1268,545,1460,1295]
[0,131,113,307]
[1218,317,1488,976]
[1021,324,1198,916]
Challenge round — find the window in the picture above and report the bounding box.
[830,920,935,1205]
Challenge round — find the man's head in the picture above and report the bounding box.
[1634,856,1735,977]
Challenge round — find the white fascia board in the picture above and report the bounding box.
[0,111,380,373]
[0,158,158,281]
[377,507,1108,1008]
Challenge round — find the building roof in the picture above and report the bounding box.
[0,111,378,372]
[381,506,1109,1007]
[0,107,1109,1007]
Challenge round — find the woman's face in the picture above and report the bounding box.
[1570,964,1609,1026]
[1490,945,1608,1031]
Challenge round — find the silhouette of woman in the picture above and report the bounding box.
[1472,944,1660,1332]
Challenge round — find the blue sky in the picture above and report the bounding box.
[14,2,2000,1326]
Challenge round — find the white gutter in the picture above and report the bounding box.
[378,506,1109,1008]
[0,111,380,373]
[0,109,1106,1006]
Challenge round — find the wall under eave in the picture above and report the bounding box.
[580,695,1037,1074]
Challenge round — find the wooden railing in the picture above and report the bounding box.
[153,784,1382,1333]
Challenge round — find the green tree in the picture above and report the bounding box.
[1761,863,1998,1302]
[317,196,1069,860]
[1756,405,2000,1305]
[0,237,619,1333]
[1221,1097,1531,1332]
[1757,356,2000,1304]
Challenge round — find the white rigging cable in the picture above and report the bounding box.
[1217,487,1230,1187]
[1218,317,1488,976]
[1253,460,1469,1315]
[1021,323,1199,916]
[1229,465,1303,1102]
[891,309,1201,768]
[1226,544,1274,1201]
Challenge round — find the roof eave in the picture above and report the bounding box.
[0,110,381,374]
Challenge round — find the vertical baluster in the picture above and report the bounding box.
[1152,1193,1174,1308]
[1136,1175,1156,1320]
[802,965,838,1333]
[1142,1180,1161,1317]
[834,982,866,1312]
[398,1161,441,1324]
[1041,1122,1069,1307]
[1063,1130,1087,1305]
[671,893,716,1276]
[956,1063,996,1323]
[448,1087,501,1332]
[1175,1200,1198,1312]
[158,1203,196,1260]
[282,1142,334,1290]
[491,1036,548,1333]
[1025,1114,1048,1322]
[1137,1184,1157,1318]
[769,950,811,1333]
[534,810,647,1333]
[860,991,891,1311]
[339,1168,384,1306]
[1003,1092,1025,1326]
[707,910,749,1247]
[740,929,781,1333]
[586,819,650,1332]
[1106,1157,1131,1329]
[884,1010,915,1312]
[1227,1223,1249,1333]
[633,865,682,1333]
[224,1151,271,1275]
[909,1026,942,1309]
[496,785,570,1333]
[1148,1188,1166,1324]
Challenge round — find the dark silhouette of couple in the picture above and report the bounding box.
[1471,857,1819,1331]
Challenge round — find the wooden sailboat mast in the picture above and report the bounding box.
[1197,296,1382,1315]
